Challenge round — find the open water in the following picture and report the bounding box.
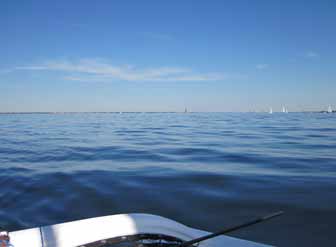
[0,112,335,246]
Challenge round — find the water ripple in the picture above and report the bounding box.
[0,113,335,246]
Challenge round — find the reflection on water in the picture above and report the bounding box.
[0,113,335,246]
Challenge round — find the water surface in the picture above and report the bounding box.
[0,113,335,246]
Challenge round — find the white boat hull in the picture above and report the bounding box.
[9,214,271,247]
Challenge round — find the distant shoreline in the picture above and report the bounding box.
[0,111,334,114]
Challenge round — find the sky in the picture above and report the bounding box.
[1,0,335,112]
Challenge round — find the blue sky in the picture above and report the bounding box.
[1,0,335,112]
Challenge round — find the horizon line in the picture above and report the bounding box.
[0,110,331,114]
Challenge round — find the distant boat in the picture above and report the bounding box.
[328,105,332,113]
[184,108,188,113]
[269,108,273,114]
[282,106,288,113]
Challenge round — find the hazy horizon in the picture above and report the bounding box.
[0,108,332,114]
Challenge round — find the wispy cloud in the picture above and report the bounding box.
[304,51,319,58]
[0,68,15,74]
[256,64,269,70]
[15,59,227,82]
[140,32,174,41]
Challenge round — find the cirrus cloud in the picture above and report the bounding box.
[15,59,228,82]
[304,51,319,58]
[256,64,269,70]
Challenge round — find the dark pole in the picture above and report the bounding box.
[178,211,283,247]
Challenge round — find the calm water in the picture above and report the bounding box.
[0,113,335,246]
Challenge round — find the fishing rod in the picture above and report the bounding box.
[177,211,283,247]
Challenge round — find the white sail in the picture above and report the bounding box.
[283,106,288,113]
[269,108,273,114]
[328,105,332,113]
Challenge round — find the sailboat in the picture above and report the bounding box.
[328,105,333,113]
[269,107,273,114]
[282,106,288,113]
